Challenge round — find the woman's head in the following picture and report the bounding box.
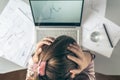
[38,35,88,80]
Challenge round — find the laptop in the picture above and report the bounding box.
[29,0,84,44]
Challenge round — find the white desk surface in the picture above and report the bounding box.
[0,0,120,73]
[0,57,24,73]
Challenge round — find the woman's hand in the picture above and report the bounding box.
[67,43,92,78]
[32,37,54,63]
[26,37,54,80]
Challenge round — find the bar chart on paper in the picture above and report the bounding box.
[0,0,35,67]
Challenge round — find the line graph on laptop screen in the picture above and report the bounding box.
[29,0,84,26]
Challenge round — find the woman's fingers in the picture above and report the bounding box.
[36,48,42,55]
[36,41,50,54]
[36,37,54,55]
[33,37,55,63]
[36,37,54,49]
[67,44,83,59]
[37,40,51,47]
[67,55,82,65]
[67,55,82,78]
[67,45,78,55]
[67,43,91,78]
[70,69,82,78]
[42,37,55,43]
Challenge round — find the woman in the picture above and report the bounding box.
[26,35,95,80]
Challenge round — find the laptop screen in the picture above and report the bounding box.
[29,0,84,27]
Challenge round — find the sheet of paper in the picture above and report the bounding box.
[89,0,107,16]
[0,0,33,21]
[82,10,120,58]
[0,0,35,67]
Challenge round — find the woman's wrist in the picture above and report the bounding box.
[84,52,92,64]
[32,53,39,63]
[83,50,95,61]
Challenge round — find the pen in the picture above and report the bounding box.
[103,24,113,48]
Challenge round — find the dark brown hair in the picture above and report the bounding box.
[38,35,89,80]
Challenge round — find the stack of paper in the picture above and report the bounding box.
[82,10,120,57]
[0,0,35,67]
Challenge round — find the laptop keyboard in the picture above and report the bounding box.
[36,29,80,43]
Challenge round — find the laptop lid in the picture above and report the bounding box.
[29,0,84,27]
